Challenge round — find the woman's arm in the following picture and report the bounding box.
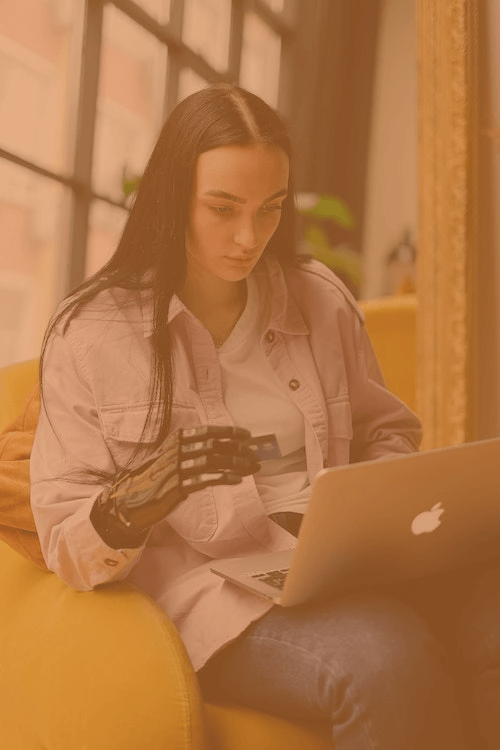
[30,330,259,591]
[348,314,422,463]
[30,329,144,591]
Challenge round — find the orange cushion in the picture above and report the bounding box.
[205,703,331,750]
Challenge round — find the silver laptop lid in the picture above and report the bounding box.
[281,438,500,606]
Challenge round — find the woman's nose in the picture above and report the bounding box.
[234,217,259,250]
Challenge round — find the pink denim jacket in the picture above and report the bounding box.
[30,254,422,671]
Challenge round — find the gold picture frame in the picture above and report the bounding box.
[416,0,479,449]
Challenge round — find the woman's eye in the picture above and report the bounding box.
[261,204,282,214]
[211,205,233,216]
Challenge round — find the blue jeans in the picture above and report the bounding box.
[404,560,500,750]
[198,560,500,749]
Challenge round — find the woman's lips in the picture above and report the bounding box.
[225,256,254,264]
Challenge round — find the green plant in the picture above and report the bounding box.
[296,193,362,291]
[122,172,141,198]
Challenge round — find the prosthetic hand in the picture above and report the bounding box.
[90,425,260,549]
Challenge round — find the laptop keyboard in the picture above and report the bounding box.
[251,568,289,590]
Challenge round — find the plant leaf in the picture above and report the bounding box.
[303,226,363,287]
[123,175,141,197]
[299,195,355,229]
[304,224,331,252]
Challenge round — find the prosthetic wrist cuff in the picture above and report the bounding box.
[90,490,150,550]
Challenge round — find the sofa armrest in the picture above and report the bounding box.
[0,541,206,750]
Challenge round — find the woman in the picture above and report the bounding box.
[30,83,498,749]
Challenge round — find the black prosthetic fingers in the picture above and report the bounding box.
[90,425,260,549]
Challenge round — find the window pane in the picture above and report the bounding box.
[182,0,231,73]
[0,0,84,173]
[239,13,281,108]
[133,0,171,23]
[260,0,285,12]
[92,5,168,202]
[178,68,208,102]
[0,159,71,367]
[86,200,129,279]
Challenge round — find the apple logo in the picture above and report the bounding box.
[411,502,445,535]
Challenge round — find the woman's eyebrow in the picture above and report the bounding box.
[203,189,288,204]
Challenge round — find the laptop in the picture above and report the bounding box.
[210,438,500,606]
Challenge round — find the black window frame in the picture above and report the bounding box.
[0,0,296,296]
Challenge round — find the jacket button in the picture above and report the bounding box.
[104,558,119,567]
[265,330,275,343]
[288,378,300,391]
[323,459,330,468]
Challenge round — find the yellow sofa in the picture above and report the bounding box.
[0,295,416,750]
[360,294,417,412]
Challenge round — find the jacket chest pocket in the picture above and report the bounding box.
[99,401,217,543]
[100,401,200,466]
[325,397,353,467]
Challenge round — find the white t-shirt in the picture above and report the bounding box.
[216,274,310,515]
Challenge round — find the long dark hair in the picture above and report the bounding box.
[41,83,301,473]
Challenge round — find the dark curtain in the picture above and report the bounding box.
[289,0,382,255]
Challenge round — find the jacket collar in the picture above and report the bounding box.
[139,285,184,339]
[139,253,309,339]
[257,254,309,336]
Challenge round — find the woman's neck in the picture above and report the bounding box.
[177,275,248,348]
[177,272,247,321]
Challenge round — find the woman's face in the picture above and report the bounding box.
[185,144,290,286]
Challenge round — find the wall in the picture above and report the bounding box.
[476,0,500,439]
[360,0,417,299]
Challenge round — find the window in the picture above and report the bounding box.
[182,0,231,73]
[0,0,295,366]
[0,1,83,173]
[133,0,171,23]
[240,12,281,107]
[260,0,286,15]
[92,5,168,201]
[177,68,208,101]
[0,159,71,368]
[86,200,128,278]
